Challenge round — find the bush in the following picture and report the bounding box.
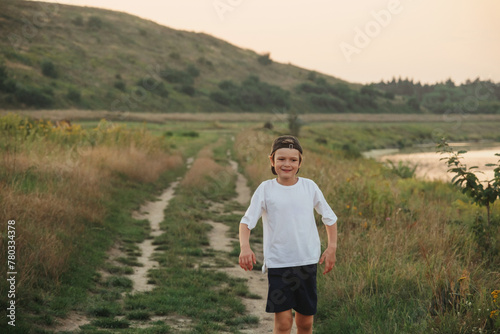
[160,68,193,86]
[0,63,7,84]
[257,53,272,65]
[15,84,53,107]
[41,60,58,78]
[210,75,290,110]
[67,88,81,103]
[154,83,169,98]
[169,52,180,60]
[209,91,231,106]
[87,16,103,30]
[114,80,126,92]
[309,94,346,112]
[218,80,238,91]
[407,96,420,111]
[197,56,213,68]
[360,85,380,97]
[178,85,195,96]
[72,15,84,26]
[384,91,395,99]
[185,64,200,78]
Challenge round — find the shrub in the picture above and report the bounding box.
[384,91,395,99]
[160,68,193,85]
[185,64,200,78]
[307,71,317,82]
[197,56,213,68]
[72,15,84,26]
[154,83,169,98]
[218,80,238,91]
[210,75,290,110]
[209,91,231,106]
[385,160,417,178]
[0,62,8,84]
[67,88,81,103]
[257,53,272,65]
[169,52,180,60]
[407,96,420,111]
[114,80,126,92]
[87,16,103,30]
[178,85,195,96]
[41,60,58,78]
[15,84,53,107]
[309,94,346,112]
[360,85,380,97]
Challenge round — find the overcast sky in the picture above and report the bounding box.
[43,0,500,85]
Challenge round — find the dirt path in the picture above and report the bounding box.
[205,160,280,333]
[130,179,180,292]
[53,157,279,332]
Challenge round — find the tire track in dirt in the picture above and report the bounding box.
[130,179,180,292]
[205,159,276,333]
[128,157,193,294]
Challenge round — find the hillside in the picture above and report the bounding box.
[1,1,498,115]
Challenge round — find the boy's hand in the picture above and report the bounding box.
[319,247,336,274]
[239,247,256,271]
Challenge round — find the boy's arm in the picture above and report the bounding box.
[319,223,337,275]
[239,224,256,271]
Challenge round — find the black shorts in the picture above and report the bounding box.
[265,264,318,315]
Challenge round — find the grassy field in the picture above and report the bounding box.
[0,113,499,333]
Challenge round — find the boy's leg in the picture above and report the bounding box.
[295,311,314,334]
[274,309,293,334]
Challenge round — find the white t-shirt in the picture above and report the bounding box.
[240,177,337,272]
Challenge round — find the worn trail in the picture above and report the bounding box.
[205,159,279,333]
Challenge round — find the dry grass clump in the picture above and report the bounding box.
[81,145,183,183]
[181,138,233,189]
[0,114,182,294]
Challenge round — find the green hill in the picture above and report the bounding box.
[1,1,498,114]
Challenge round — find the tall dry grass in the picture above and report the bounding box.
[0,114,182,295]
[233,128,500,332]
[181,140,232,189]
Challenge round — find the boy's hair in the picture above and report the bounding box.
[269,135,303,175]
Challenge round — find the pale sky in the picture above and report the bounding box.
[40,0,500,85]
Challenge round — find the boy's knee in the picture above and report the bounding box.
[275,311,293,331]
[295,313,314,331]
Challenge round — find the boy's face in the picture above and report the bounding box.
[270,148,302,181]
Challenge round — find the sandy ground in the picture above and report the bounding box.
[130,180,180,292]
[205,159,277,333]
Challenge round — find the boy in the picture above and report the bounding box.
[239,135,338,334]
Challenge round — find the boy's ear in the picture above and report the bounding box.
[269,155,275,166]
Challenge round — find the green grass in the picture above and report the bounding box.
[2,115,499,333]
[301,121,500,152]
